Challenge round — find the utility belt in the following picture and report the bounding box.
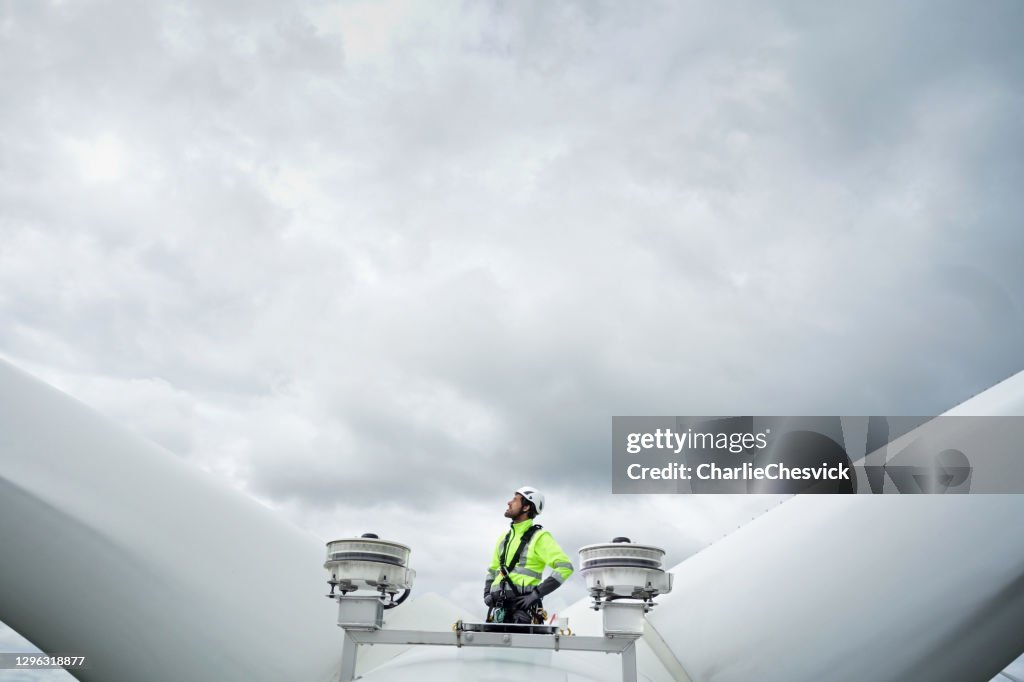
[486,588,547,625]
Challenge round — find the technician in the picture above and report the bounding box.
[484,486,574,624]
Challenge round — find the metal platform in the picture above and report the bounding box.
[339,619,641,682]
[458,621,558,635]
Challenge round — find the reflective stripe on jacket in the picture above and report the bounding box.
[484,518,574,593]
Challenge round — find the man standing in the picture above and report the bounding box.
[484,486,574,624]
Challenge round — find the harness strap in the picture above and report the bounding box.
[499,524,542,597]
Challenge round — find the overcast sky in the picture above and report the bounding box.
[1,1,1023,678]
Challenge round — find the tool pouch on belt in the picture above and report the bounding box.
[485,590,510,623]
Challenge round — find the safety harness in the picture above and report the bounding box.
[498,523,543,597]
[487,523,544,624]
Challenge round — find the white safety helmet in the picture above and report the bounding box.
[515,486,545,517]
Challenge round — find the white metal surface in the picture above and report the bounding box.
[347,627,637,652]
[352,591,478,677]
[599,603,649,637]
[558,596,687,682]
[579,541,673,601]
[582,566,673,600]
[326,537,412,566]
[356,645,647,682]
[579,543,667,568]
[337,596,386,630]
[325,537,415,594]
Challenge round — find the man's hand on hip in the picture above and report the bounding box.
[512,588,541,611]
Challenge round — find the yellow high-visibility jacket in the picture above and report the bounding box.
[485,518,574,596]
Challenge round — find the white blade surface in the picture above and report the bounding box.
[647,370,1024,681]
[650,494,1024,681]
[4,357,1023,682]
[0,360,341,682]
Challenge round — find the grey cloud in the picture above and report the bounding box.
[3,8,1024,679]
[1,0,1022,585]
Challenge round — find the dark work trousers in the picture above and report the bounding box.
[507,606,534,624]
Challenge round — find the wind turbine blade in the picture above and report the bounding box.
[0,360,341,682]
[645,370,1024,681]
